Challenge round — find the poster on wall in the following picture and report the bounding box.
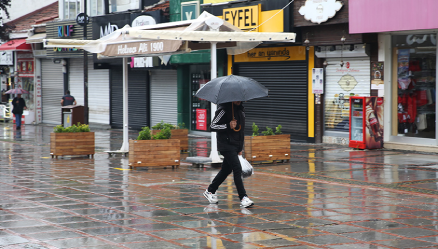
[365,97,384,149]
[371,62,384,90]
[196,108,207,131]
[312,68,324,94]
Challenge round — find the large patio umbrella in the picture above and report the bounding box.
[44,11,296,161]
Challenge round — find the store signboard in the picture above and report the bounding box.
[223,5,260,31]
[299,0,343,24]
[181,1,199,21]
[196,108,207,131]
[312,68,324,94]
[234,46,306,62]
[0,51,13,65]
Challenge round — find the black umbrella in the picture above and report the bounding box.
[195,74,268,132]
[195,74,268,104]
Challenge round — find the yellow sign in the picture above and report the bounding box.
[234,46,306,62]
[223,5,260,31]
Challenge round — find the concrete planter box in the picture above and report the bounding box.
[129,139,180,168]
[244,134,290,164]
[50,132,95,158]
[152,129,189,151]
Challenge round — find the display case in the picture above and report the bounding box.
[349,96,384,149]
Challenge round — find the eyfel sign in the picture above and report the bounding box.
[223,5,259,31]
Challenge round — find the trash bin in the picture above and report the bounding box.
[63,112,72,128]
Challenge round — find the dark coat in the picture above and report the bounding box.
[12,97,26,115]
[210,102,245,152]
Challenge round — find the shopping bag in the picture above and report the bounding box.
[238,155,253,178]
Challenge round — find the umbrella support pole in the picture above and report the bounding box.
[209,41,222,164]
[119,57,129,152]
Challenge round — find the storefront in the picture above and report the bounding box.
[0,40,35,124]
[45,20,95,124]
[350,0,438,151]
[92,11,174,129]
[172,0,298,136]
[231,46,312,142]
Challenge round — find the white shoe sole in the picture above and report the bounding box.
[240,202,254,208]
[203,192,218,204]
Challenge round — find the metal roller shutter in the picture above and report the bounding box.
[235,61,308,142]
[69,58,110,124]
[41,59,63,124]
[110,67,149,130]
[150,70,177,126]
[324,57,370,132]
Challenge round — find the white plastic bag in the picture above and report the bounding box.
[238,155,253,178]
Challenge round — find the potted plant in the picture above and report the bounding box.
[129,126,180,169]
[151,121,189,151]
[50,123,94,158]
[244,123,290,164]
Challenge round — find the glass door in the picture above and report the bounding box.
[351,98,364,141]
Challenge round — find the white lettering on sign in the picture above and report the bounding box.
[118,45,137,54]
[100,23,119,38]
[150,42,164,52]
[299,0,342,24]
[185,11,193,20]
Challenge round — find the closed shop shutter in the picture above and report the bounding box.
[69,58,110,124]
[150,70,177,126]
[110,67,149,130]
[235,61,308,142]
[41,59,63,124]
[325,57,370,132]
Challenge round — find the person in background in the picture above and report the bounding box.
[203,101,254,208]
[61,90,76,106]
[12,94,26,130]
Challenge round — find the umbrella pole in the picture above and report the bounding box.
[232,102,241,132]
[209,41,221,163]
[119,57,129,152]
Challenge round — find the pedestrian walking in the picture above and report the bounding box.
[203,101,254,208]
[61,90,77,106]
[12,94,26,130]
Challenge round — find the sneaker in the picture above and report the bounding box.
[241,208,253,215]
[203,189,218,204]
[240,196,254,208]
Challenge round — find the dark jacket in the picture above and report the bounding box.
[210,102,245,152]
[12,97,26,115]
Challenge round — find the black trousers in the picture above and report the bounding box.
[207,150,247,200]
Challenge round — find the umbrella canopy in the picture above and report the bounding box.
[5,88,29,94]
[195,75,268,104]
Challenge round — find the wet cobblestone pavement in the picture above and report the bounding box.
[2,124,438,248]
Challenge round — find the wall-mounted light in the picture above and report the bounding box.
[304,33,310,50]
[323,60,328,67]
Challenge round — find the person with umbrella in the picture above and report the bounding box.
[203,100,254,208]
[197,75,268,208]
[12,93,27,130]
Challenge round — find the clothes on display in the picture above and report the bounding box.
[396,49,436,138]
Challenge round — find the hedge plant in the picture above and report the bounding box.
[53,123,90,133]
[251,123,282,136]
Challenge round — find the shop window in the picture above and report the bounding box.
[109,0,140,13]
[90,0,105,16]
[191,71,211,132]
[393,34,436,138]
[63,0,81,20]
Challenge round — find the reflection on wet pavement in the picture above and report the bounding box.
[1,124,438,248]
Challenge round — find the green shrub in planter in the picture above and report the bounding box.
[53,123,90,133]
[137,126,171,140]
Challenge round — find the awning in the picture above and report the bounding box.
[0,39,32,51]
[26,33,47,44]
